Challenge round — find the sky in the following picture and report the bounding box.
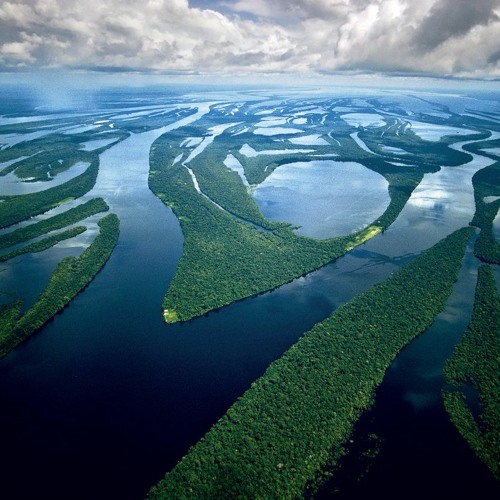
[0,0,499,82]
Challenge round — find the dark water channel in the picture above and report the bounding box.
[316,239,500,499]
[0,113,498,499]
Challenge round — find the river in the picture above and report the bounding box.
[0,90,498,499]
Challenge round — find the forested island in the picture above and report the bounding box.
[0,213,119,358]
[148,227,474,498]
[149,109,475,323]
[0,86,498,500]
[145,98,498,495]
[470,160,500,263]
[0,132,124,358]
[0,156,100,229]
[443,264,500,479]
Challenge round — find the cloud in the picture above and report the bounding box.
[412,0,500,51]
[0,0,499,78]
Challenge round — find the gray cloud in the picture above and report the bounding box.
[413,0,500,51]
[0,0,499,78]
[488,48,500,64]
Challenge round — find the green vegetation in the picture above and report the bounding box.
[0,119,122,357]
[149,132,420,323]
[374,171,422,229]
[470,161,500,263]
[5,149,87,182]
[0,158,99,229]
[0,123,122,229]
[0,197,109,250]
[148,227,473,499]
[360,125,475,167]
[0,226,86,262]
[0,213,120,358]
[229,135,322,186]
[443,264,500,479]
[149,102,480,324]
[0,136,86,181]
[188,141,285,229]
[0,124,127,179]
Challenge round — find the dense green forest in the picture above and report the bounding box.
[470,161,500,263]
[443,264,500,480]
[148,227,473,499]
[0,197,109,249]
[149,130,422,323]
[0,121,126,230]
[0,213,120,358]
[148,100,480,324]
[0,157,99,229]
[0,128,119,356]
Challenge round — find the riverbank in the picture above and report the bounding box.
[148,227,473,498]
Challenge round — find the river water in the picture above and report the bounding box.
[316,237,500,499]
[0,91,498,499]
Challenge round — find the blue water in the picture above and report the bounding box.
[252,160,389,238]
[0,86,498,499]
[316,239,500,499]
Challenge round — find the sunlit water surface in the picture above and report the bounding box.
[0,87,498,500]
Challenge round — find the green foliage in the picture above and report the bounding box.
[148,227,473,499]
[7,146,87,182]
[0,213,120,358]
[377,171,423,228]
[0,226,87,262]
[0,302,22,344]
[0,197,108,250]
[149,132,419,323]
[229,135,320,185]
[470,161,500,263]
[149,102,474,324]
[188,141,284,229]
[0,124,127,179]
[0,157,99,229]
[359,124,476,168]
[443,264,500,479]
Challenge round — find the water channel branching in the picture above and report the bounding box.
[443,264,500,480]
[0,213,120,358]
[0,157,99,229]
[149,131,420,323]
[148,227,474,499]
[0,197,109,250]
[0,226,87,262]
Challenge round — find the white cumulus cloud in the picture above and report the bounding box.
[0,0,498,78]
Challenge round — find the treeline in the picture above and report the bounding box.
[214,129,432,232]
[0,197,108,250]
[188,141,284,229]
[443,264,500,480]
[0,156,99,229]
[0,213,120,358]
[6,143,90,182]
[151,156,346,322]
[0,226,86,262]
[360,119,478,168]
[376,171,423,228]
[470,161,500,264]
[147,227,474,499]
[150,132,419,323]
[229,131,321,185]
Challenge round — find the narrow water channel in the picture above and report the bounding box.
[316,238,500,499]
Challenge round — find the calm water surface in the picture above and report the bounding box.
[317,239,500,499]
[0,95,498,499]
[252,160,389,238]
